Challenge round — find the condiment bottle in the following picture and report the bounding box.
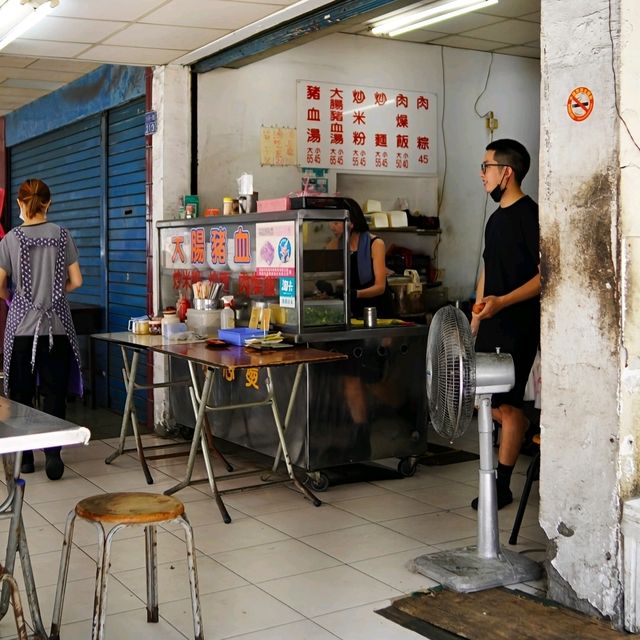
[223,197,234,216]
[220,295,235,329]
[177,293,190,322]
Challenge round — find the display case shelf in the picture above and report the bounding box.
[372,227,441,235]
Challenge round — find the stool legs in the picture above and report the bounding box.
[177,516,204,640]
[509,451,540,545]
[50,510,77,640]
[51,513,204,640]
[145,525,158,622]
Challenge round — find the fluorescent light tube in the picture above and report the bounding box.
[372,0,498,36]
[0,0,60,52]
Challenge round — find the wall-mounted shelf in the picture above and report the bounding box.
[372,227,441,236]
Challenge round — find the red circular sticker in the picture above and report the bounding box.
[567,87,594,122]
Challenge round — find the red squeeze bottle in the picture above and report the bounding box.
[177,293,190,322]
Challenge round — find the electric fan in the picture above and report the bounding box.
[412,305,541,592]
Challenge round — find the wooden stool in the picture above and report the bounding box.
[509,434,541,545]
[50,492,204,640]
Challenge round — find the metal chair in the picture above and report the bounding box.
[509,434,541,545]
[50,492,204,640]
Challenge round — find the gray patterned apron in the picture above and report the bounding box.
[2,226,83,397]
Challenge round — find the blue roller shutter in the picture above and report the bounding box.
[8,99,149,426]
[104,98,148,419]
[8,115,103,307]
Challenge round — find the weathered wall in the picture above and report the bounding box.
[539,0,623,622]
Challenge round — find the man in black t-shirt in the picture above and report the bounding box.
[471,139,541,510]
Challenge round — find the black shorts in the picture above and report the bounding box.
[475,315,538,409]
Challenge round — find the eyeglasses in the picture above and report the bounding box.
[480,162,510,174]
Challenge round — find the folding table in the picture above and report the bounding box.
[150,341,347,523]
[0,398,90,639]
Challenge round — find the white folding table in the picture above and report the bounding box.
[0,397,90,640]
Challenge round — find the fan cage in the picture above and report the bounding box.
[426,306,476,440]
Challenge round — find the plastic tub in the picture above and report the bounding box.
[186,309,222,336]
[218,327,265,345]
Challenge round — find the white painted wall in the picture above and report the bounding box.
[151,64,191,433]
[196,33,540,295]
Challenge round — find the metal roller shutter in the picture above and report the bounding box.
[105,98,148,418]
[8,98,149,424]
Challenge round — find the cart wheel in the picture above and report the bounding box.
[397,457,417,477]
[305,472,330,492]
[179,426,194,441]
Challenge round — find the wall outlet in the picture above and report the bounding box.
[486,116,499,132]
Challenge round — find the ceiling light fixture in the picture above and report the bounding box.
[0,0,60,52]
[371,0,498,37]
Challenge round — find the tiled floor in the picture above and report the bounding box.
[0,410,546,639]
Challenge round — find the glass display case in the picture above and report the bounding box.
[156,210,350,339]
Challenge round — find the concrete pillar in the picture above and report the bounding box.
[150,64,191,433]
[540,0,640,627]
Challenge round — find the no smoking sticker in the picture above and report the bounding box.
[567,87,594,122]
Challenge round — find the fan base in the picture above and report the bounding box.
[412,545,541,593]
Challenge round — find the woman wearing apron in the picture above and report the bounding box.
[0,178,83,480]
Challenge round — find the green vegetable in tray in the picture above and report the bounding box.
[303,304,345,326]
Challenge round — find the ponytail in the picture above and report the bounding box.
[17,178,51,220]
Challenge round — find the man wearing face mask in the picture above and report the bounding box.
[471,138,540,510]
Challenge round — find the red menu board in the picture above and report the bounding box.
[297,81,437,174]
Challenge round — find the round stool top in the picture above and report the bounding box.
[75,492,185,524]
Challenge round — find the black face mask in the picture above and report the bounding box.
[489,169,509,203]
[489,184,505,203]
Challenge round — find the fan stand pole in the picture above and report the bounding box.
[477,394,500,559]
[412,393,541,592]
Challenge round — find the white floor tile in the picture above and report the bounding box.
[222,485,314,516]
[190,517,290,555]
[52,607,189,640]
[402,481,480,510]
[227,619,339,640]
[81,530,195,573]
[382,511,479,545]
[160,585,303,639]
[301,523,425,564]
[333,493,440,522]
[256,503,368,537]
[37,575,143,625]
[213,538,340,583]
[314,599,425,640]
[114,554,248,601]
[259,565,402,618]
[350,546,441,592]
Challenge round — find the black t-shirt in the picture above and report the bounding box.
[475,195,540,353]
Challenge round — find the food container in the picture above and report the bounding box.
[388,269,425,316]
[193,298,218,310]
[186,309,222,336]
[128,318,149,334]
[284,299,345,327]
[162,321,187,339]
[149,317,162,335]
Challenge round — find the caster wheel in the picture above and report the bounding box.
[397,457,417,477]
[305,472,330,492]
